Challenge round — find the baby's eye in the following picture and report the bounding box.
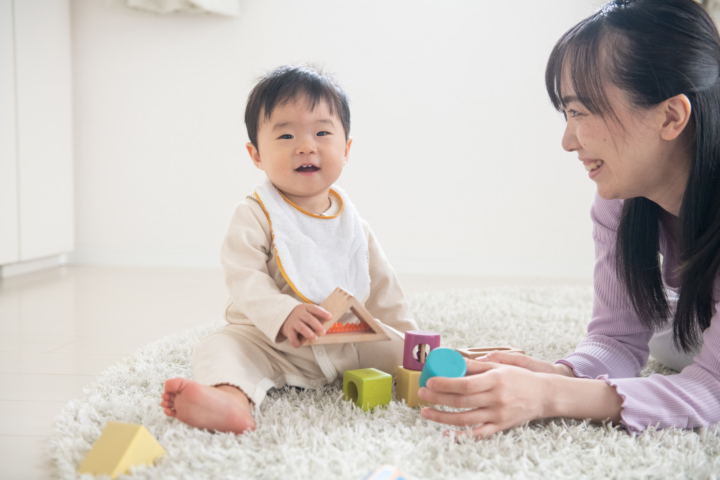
[316,131,330,137]
[279,134,293,140]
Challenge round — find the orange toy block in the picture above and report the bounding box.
[302,287,390,345]
[456,346,525,360]
[77,422,166,479]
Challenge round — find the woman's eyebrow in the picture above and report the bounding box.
[562,95,580,104]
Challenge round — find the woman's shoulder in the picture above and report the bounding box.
[590,194,624,233]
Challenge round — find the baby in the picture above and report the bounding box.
[161,65,418,433]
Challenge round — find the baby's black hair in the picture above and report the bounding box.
[244,65,350,148]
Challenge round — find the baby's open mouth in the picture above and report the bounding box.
[296,164,319,172]
[585,160,604,171]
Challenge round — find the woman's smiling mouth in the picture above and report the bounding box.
[584,159,604,172]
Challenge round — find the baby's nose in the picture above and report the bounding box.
[296,140,317,155]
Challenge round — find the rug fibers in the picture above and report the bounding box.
[49,287,720,479]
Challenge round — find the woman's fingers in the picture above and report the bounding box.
[479,352,557,374]
[421,406,494,427]
[419,388,493,409]
[471,423,503,439]
[465,358,500,375]
[481,351,529,366]
[426,369,497,394]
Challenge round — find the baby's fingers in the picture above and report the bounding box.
[307,304,333,323]
[287,329,301,348]
[301,313,326,336]
[296,320,318,342]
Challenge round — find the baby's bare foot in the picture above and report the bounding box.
[161,378,255,434]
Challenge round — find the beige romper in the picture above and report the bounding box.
[192,194,418,406]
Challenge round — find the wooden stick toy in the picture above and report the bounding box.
[302,287,390,345]
[455,346,525,360]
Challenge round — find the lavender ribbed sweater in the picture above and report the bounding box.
[556,195,720,432]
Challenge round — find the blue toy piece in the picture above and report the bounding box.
[362,465,406,480]
[419,347,467,388]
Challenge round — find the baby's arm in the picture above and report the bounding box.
[363,224,418,333]
[222,201,328,344]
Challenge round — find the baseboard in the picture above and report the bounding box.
[0,254,69,278]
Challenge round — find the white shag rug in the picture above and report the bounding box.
[50,287,720,479]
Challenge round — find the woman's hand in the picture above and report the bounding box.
[477,351,576,377]
[418,359,557,438]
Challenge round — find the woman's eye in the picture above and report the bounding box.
[566,109,582,118]
[316,131,330,137]
[279,134,293,140]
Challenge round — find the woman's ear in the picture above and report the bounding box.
[660,94,692,141]
[246,142,263,170]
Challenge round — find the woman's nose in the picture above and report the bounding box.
[561,122,580,152]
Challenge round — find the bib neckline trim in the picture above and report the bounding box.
[277,189,344,219]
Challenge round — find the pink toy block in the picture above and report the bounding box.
[403,330,440,371]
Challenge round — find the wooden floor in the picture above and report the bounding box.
[0,266,590,479]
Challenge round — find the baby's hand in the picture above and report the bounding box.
[281,304,332,348]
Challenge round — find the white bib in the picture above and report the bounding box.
[254,179,371,305]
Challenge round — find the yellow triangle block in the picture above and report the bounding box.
[78,422,166,479]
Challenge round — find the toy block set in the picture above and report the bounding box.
[78,288,525,478]
[334,290,525,411]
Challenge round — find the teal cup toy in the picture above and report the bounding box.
[419,347,467,388]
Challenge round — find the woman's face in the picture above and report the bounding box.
[560,80,690,210]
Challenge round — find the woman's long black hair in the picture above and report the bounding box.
[546,0,720,352]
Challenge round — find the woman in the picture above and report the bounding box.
[419,0,720,437]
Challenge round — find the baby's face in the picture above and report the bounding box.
[247,99,351,204]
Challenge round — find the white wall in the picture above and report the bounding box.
[69,0,601,278]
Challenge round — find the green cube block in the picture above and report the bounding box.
[343,368,392,411]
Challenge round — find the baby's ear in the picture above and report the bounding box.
[246,142,263,170]
[344,137,353,164]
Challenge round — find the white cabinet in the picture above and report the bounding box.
[0,0,74,267]
[0,0,18,265]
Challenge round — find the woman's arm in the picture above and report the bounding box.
[418,359,623,438]
[560,196,654,381]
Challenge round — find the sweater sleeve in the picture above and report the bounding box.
[221,201,301,343]
[557,195,720,432]
[363,223,419,334]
